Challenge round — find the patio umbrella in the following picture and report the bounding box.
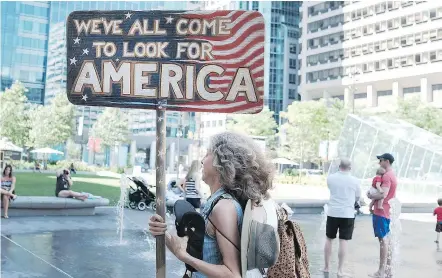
[30,147,64,155]
[31,148,64,169]
[0,138,23,152]
[271,158,299,173]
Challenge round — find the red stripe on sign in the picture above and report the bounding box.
[212,37,264,59]
[179,11,264,113]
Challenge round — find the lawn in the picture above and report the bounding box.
[13,172,121,205]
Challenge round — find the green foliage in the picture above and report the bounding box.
[28,93,75,147]
[396,97,442,136]
[226,107,278,150]
[227,106,278,137]
[91,107,130,147]
[0,82,33,147]
[280,98,348,163]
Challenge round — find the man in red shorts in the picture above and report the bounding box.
[367,153,397,278]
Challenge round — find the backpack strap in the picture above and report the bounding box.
[206,194,241,252]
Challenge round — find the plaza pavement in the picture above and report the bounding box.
[1,208,441,278]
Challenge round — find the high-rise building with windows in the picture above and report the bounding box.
[1,1,50,104]
[299,1,442,111]
[44,1,199,139]
[238,1,302,122]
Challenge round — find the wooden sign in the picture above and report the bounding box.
[66,10,265,114]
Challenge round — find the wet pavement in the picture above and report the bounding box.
[1,208,441,278]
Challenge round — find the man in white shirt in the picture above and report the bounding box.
[323,159,361,276]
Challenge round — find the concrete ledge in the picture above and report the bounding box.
[275,199,437,214]
[9,196,110,216]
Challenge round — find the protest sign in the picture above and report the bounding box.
[66,10,264,113]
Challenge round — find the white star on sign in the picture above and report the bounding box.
[125,12,132,19]
[82,48,89,55]
[158,116,163,122]
[165,16,174,24]
[69,57,77,65]
[73,37,80,44]
[82,94,88,101]
[116,58,120,62]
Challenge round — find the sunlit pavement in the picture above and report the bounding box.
[1,208,441,278]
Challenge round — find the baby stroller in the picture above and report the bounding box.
[127,177,156,211]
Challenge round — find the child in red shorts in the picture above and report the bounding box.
[434,198,442,244]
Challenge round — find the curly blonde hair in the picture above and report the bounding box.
[209,131,275,209]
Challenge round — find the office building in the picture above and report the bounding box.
[1,1,50,104]
[238,1,302,122]
[299,1,442,111]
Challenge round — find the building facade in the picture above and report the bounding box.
[1,1,50,104]
[239,1,302,121]
[299,1,442,111]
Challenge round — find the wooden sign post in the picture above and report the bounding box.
[66,10,265,277]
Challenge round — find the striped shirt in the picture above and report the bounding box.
[1,176,13,190]
[185,178,200,199]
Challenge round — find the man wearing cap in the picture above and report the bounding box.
[324,158,361,276]
[368,153,397,278]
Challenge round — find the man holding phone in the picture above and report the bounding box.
[55,169,88,200]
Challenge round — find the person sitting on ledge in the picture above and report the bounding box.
[55,169,87,201]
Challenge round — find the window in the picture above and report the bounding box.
[375,3,386,14]
[289,74,296,84]
[289,59,297,69]
[415,12,422,23]
[375,22,381,32]
[402,1,413,7]
[374,42,381,51]
[22,20,33,32]
[415,33,422,44]
[430,29,437,40]
[378,90,393,96]
[363,63,368,72]
[423,31,429,42]
[290,44,297,54]
[400,36,406,46]
[430,9,437,19]
[403,87,420,94]
[388,20,393,29]
[387,58,393,68]
[415,53,422,63]
[430,51,437,61]
[289,89,298,100]
[362,8,368,17]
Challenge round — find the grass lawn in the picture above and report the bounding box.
[14,173,121,205]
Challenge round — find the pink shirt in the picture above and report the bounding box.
[372,175,382,188]
[373,169,397,219]
[434,207,442,222]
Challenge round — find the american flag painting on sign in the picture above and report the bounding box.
[66,10,265,114]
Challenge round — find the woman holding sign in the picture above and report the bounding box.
[149,131,275,278]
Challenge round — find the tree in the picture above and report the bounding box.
[0,82,32,147]
[227,106,278,137]
[396,97,442,136]
[28,93,75,147]
[226,106,278,152]
[91,107,130,147]
[279,98,347,165]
